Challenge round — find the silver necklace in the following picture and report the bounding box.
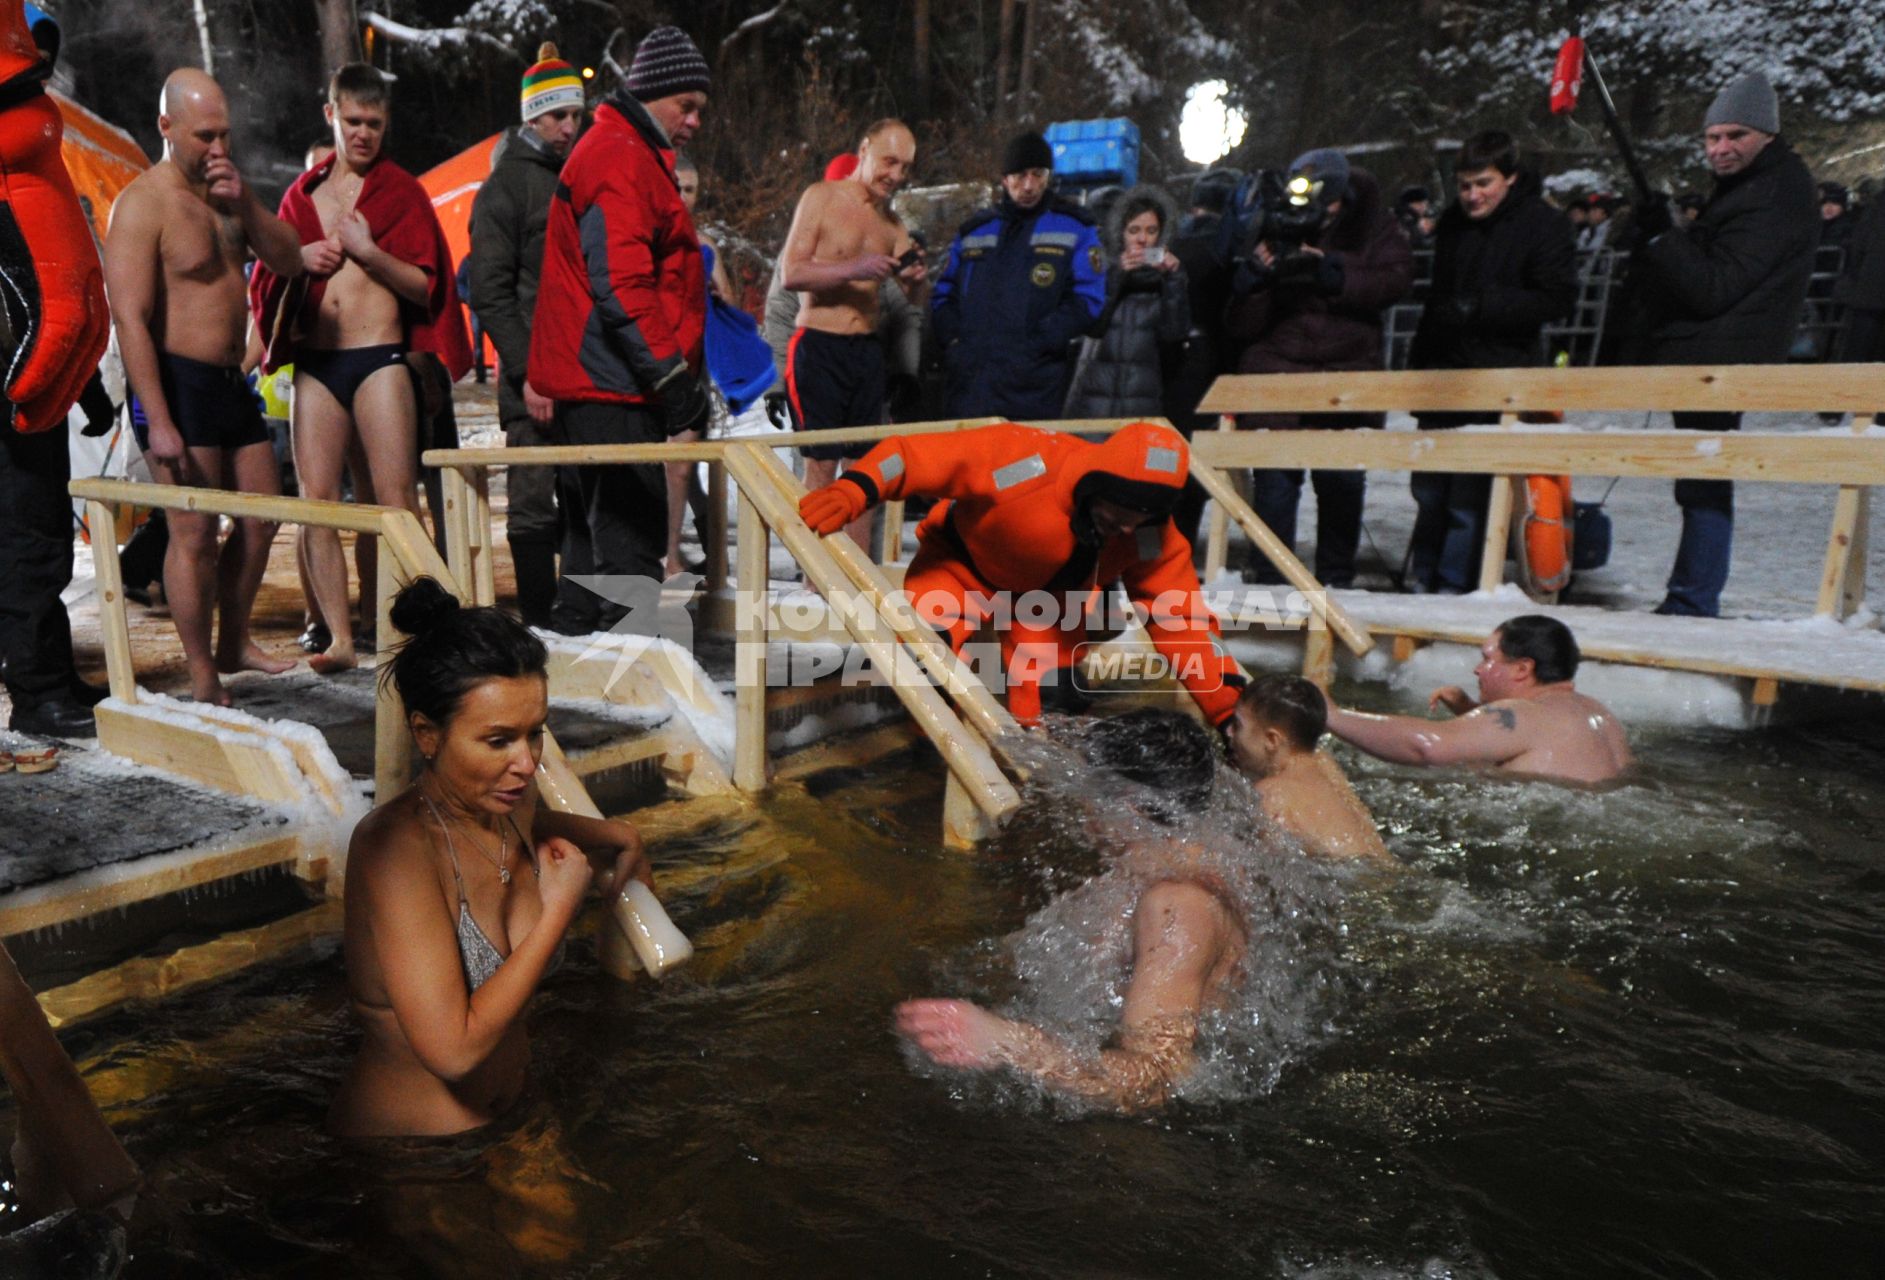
[422,790,511,885]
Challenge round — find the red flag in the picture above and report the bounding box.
[1550,36,1586,114]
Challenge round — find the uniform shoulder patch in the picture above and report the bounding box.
[1087,243,1104,274]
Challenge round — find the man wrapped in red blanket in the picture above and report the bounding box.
[248,63,469,674]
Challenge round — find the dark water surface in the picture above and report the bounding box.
[10,695,1885,1279]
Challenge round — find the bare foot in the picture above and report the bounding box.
[309,645,357,675]
[187,673,234,707]
[894,998,1015,1070]
[216,641,295,677]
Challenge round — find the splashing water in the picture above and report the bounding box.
[912,717,1356,1113]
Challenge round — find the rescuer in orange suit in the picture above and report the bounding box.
[799,420,1245,726]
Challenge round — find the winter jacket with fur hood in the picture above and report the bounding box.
[1064,186,1190,419]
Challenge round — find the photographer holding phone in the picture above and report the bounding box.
[1064,186,1190,424]
[1225,148,1412,589]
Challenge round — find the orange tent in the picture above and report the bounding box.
[51,89,149,243]
[418,132,501,372]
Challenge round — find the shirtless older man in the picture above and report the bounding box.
[1323,615,1632,785]
[250,64,467,673]
[103,68,303,704]
[779,119,926,547]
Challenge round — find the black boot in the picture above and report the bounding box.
[509,535,559,630]
[11,696,97,739]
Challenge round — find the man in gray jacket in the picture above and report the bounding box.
[469,43,583,628]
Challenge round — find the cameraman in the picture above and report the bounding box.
[1226,149,1412,588]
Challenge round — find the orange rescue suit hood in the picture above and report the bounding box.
[1061,421,1190,544]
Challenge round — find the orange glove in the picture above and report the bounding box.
[0,52,108,434]
[799,476,871,535]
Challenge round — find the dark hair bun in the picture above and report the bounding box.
[389,577,463,637]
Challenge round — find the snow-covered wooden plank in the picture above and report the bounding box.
[1194,428,1885,485]
[1199,364,1885,416]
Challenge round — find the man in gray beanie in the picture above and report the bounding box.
[528,25,713,632]
[1621,69,1816,618]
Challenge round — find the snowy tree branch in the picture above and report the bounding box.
[361,11,524,62]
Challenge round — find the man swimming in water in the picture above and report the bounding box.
[898,710,1246,1112]
[1224,674,1391,864]
[1322,614,1631,785]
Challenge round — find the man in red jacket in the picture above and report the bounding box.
[800,421,1245,727]
[529,26,712,635]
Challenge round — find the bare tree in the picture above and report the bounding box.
[994,0,1016,121]
[315,0,360,73]
[1015,0,1040,121]
[914,0,931,117]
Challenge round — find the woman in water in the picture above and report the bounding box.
[330,577,651,1138]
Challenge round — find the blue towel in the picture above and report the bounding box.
[697,248,772,413]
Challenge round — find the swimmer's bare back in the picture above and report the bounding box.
[1478,691,1632,785]
[1258,752,1392,864]
[898,875,1245,1112]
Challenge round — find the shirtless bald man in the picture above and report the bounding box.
[1323,615,1632,785]
[103,68,303,704]
[1224,674,1391,864]
[779,119,926,547]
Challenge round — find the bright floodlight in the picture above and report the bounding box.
[1180,80,1246,165]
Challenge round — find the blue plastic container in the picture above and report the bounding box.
[1044,118,1141,188]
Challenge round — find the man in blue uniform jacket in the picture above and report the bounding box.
[932,131,1106,420]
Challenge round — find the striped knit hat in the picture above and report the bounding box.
[625,26,710,102]
[520,42,583,121]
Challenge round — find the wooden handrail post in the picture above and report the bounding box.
[1476,413,1520,594]
[85,499,138,704]
[1202,414,1235,582]
[1185,462,1375,657]
[734,494,769,792]
[467,467,496,607]
[706,459,729,593]
[880,499,906,567]
[372,516,412,805]
[1817,484,1871,620]
[1479,475,1516,594]
[743,444,1020,750]
[440,465,472,593]
[722,444,1020,827]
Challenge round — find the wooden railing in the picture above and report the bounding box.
[70,479,443,804]
[421,416,1361,842]
[1195,365,1885,619]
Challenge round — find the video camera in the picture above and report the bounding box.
[1251,168,1336,253]
[1213,166,1341,279]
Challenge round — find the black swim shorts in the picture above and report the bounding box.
[133,352,271,453]
[784,326,886,461]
